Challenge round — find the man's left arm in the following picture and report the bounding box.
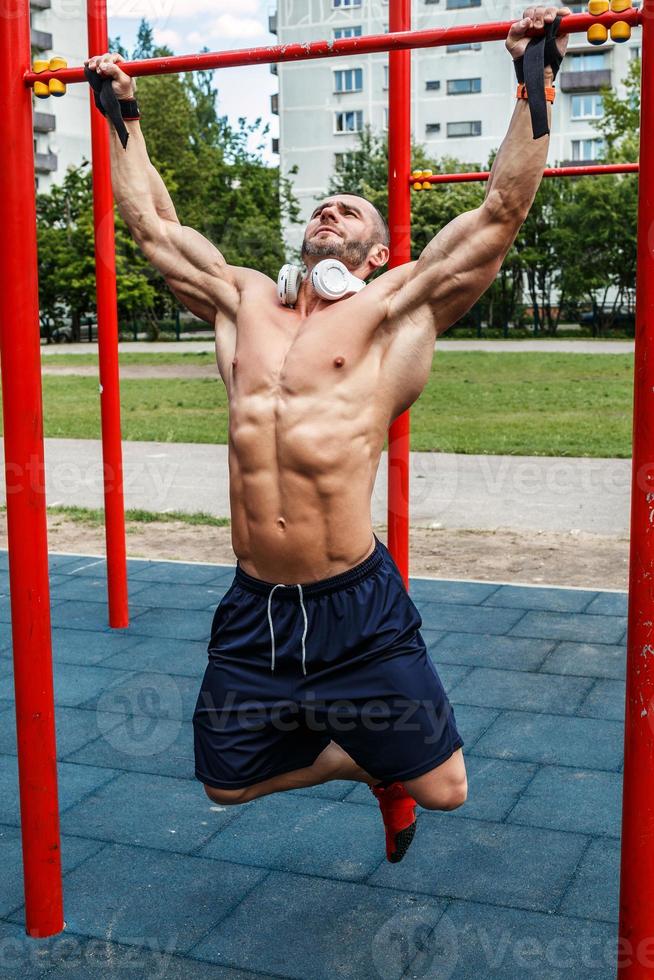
[384,5,570,337]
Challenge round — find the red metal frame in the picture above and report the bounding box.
[24,8,642,86]
[88,0,129,628]
[0,0,63,940]
[1,0,646,959]
[412,162,639,184]
[618,0,654,973]
[388,0,412,587]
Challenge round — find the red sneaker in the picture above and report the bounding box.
[371,781,417,863]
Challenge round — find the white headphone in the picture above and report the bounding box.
[277,259,366,307]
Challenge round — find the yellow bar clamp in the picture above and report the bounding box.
[32,57,68,99]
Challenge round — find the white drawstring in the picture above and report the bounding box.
[267,583,309,675]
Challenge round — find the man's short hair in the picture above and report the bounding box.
[342,193,390,248]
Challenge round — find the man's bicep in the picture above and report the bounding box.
[139,220,240,322]
[387,203,515,334]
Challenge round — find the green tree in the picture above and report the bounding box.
[596,56,640,162]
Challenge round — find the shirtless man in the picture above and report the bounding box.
[87,5,568,864]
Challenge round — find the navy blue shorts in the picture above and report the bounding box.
[193,535,464,790]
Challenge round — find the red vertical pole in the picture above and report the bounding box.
[0,0,64,938]
[87,0,129,627]
[618,1,654,974]
[387,0,412,586]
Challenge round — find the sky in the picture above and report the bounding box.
[107,0,279,163]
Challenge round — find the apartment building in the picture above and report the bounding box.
[270,0,641,250]
[30,0,91,191]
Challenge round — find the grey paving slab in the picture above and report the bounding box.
[559,837,621,923]
[432,663,472,693]
[407,579,500,605]
[48,576,152,605]
[45,627,145,667]
[129,561,236,586]
[578,679,626,721]
[99,637,209,677]
[199,794,383,881]
[369,813,588,913]
[425,631,555,671]
[446,703,501,749]
[117,581,228,611]
[407,899,618,978]
[540,641,627,680]
[79,670,200,722]
[30,939,272,980]
[481,584,599,613]
[60,771,238,854]
[0,704,124,759]
[0,755,119,827]
[416,602,527,635]
[508,611,627,645]
[49,600,151,633]
[0,825,103,919]
[63,717,196,781]
[472,711,624,771]
[507,765,623,837]
[448,666,594,715]
[288,778,358,802]
[0,662,138,710]
[7,844,268,955]
[127,607,213,642]
[189,870,447,979]
[584,592,628,616]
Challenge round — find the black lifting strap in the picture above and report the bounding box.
[84,66,130,150]
[514,14,563,140]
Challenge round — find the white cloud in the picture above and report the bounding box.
[187,15,266,47]
[109,0,260,18]
[153,27,183,48]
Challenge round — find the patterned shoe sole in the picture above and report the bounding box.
[390,820,416,863]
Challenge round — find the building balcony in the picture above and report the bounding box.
[269,12,277,34]
[30,0,51,8]
[270,92,279,115]
[559,69,612,92]
[34,111,56,133]
[31,28,53,51]
[559,159,604,167]
[35,151,58,173]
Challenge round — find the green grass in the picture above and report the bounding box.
[1,351,635,457]
[46,505,230,527]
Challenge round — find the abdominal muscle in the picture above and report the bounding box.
[227,389,387,585]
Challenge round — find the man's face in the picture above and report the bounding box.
[301,196,380,269]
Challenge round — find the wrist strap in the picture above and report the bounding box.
[119,98,140,121]
[514,14,563,139]
[83,66,130,149]
[517,83,556,104]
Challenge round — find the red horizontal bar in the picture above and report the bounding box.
[24,9,642,86]
[411,162,639,184]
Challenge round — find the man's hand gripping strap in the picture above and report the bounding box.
[513,14,562,139]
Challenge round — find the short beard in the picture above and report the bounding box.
[302,235,376,269]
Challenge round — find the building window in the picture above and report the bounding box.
[446,0,481,8]
[426,80,441,91]
[446,42,482,52]
[571,94,604,119]
[383,107,389,131]
[447,77,481,95]
[447,120,482,137]
[333,26,363,39]
[630,45,641,59]
[568,51,608,71]
[571,138,605,161]
[426,123,441,134]
[335,110,364,133]
[335,151,357,168]
[383,64,388,89]
[333,0,361,6]
[334,68,363,92]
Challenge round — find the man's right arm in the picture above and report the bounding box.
[86,53,240,325]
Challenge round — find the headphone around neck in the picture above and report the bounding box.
[277,259,366,307]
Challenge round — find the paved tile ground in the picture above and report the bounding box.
[0,551,625,978]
